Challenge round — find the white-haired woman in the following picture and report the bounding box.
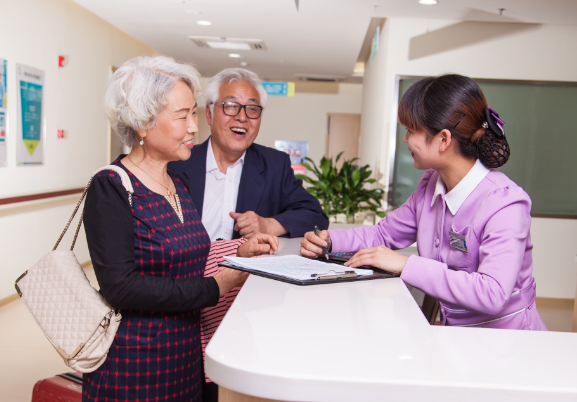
[82,56,278,402]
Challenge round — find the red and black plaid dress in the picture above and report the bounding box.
[83,158,212,402]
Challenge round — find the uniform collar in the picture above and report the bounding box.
[431,159,490,215]
[206,138,246,174]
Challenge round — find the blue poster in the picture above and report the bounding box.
[20,81,42,156]
[262,82,295,97]
[17,64,44,165]
[0,59,6,109]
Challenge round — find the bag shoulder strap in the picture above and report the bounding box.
[53,165,134,252]
[91,165,134,203]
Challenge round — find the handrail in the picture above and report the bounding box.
[0,188,84,206]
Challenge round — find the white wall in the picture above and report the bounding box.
[0,0,156,300]
[360,18,577,298]
[258,84,363,166]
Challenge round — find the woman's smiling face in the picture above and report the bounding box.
[141,80,198,162]
[403,128,437,170]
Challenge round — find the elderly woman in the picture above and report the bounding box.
[82,56,277,401]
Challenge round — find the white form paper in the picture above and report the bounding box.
[224,255,373,281]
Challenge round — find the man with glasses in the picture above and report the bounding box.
[170,68,328,242]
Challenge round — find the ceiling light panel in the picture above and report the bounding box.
[189,36,268,51]
[208,41,251,50]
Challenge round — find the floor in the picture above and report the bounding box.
[0,266,574,402]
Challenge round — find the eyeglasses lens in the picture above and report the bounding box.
[222,102,261,119]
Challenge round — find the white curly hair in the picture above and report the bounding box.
[204,68,268,113]
[104,56,202,147]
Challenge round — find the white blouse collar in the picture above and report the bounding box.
[431,159,490,215]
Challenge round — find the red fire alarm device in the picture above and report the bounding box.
[57,129,65,138]
[58,55,65,67]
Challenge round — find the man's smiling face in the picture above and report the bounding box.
[207,80,262,159]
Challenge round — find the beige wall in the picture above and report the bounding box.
[360,18,577,298]
[0,0,156,300]
[258,83,363,167]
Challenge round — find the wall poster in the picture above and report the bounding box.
[0,59,7,167]
[16,64,44,165]
[275,140,309,175]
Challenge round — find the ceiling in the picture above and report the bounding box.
[73,0,577,81]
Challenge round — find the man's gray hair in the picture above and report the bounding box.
[104,56,202,147]
[204,68,268,112]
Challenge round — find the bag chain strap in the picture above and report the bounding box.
[52,169,133,252]
[53,177,94,251]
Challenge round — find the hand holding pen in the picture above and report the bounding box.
[300,227,331,259]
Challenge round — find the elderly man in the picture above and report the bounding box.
[169,68,328,241]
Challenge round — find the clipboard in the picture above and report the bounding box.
[218,256,398,286]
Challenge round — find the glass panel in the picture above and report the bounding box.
[391,79,577,217]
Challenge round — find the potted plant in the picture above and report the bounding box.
[296,153,386,223]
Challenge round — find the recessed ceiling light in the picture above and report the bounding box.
[197,21,212,26]
[419,0,438,4]
[229,54,241,58]
[240,61,249,67]
[209,41,251,50]
[184,9,201,15]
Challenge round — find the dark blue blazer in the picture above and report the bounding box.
[168,139,329,239]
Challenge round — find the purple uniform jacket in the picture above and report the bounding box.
[330,161,547,330]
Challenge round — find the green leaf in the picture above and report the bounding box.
[351,169,360,187]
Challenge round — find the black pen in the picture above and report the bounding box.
[314,226,329,260]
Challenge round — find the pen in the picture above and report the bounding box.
[314,225,329,260]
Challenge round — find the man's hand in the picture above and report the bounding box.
[230,211,288,238]
[237,233,279,257]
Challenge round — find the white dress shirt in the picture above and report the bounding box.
[202,139,246,241]
[431,159,491,215]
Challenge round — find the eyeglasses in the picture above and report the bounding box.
[213,101,263,119]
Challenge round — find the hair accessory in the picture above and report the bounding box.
[482,122,488,129]
[140,137,144,146]
[452,114,466,130]
[483,107,505,137]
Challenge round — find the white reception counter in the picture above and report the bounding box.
[206,239,577,402]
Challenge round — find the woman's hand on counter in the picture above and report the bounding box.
[300,230,330,258]
[344,246,409,274]
[237,233,279,257]
[214,268,250,297]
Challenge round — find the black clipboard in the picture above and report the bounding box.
[218,255,399,286]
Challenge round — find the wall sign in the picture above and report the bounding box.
[275,140,308,175]
[16,64,44,165]
[0,58,7,167]
[370,26,380,64]
[262,82,295,97]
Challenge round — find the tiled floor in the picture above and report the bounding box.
[0,266,574,402]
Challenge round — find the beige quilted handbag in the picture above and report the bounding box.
[14,165,132,373]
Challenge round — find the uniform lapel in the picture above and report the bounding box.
[182,139,209,216]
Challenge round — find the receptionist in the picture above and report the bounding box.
[301,74,547,331]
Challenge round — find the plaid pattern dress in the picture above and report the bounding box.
[83,159,211,402]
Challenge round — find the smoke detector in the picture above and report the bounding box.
[188,36,267,50]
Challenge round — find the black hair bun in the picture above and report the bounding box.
[478,130,510,168]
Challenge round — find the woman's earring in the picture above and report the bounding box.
[440,146,443,151]
[140,137,144,146]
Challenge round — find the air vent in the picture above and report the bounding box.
[295,74,347,83]
[188,36,267,50]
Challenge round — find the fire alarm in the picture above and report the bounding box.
[58,55,66,67]
[57,129,65,138]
